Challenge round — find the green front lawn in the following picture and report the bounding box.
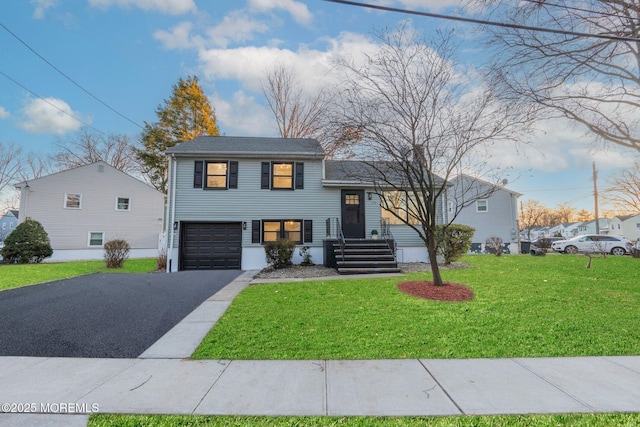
[193,254,640,360]
[0,258,158,291]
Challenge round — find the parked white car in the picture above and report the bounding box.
[551,234,633,255]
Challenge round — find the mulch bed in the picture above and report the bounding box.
[397,281,474,302]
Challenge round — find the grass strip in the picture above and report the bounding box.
[0,258,158,291]
[88,413,640,426]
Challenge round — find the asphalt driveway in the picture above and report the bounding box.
[0,270,242,358]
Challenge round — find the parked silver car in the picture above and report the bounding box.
[551,234,633,255]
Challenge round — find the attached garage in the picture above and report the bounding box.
[179,222,242,270]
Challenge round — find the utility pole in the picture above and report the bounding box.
[593,161,600,234]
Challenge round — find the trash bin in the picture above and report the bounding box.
[632,247,640,258]
[520,241,531,254]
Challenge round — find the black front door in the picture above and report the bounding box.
[341,189,365,239]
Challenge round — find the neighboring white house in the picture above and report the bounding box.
[576,218,611,235]
[15,161,165,262]
[446,175,521,254]
[609,213,640,241]
[164,136,522,271]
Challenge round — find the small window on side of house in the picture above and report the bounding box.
[116,197,131,211]
[476,199,488,212]
[65,193,82,209]
[88,232,104,247]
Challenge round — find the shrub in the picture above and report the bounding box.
[264,239,296,269]
[299,246,313,266]
[104,239,130,268]
[485,236,504,256]
[0,218,53,263]
[434,224,475,264]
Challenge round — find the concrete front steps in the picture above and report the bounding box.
[334,239,400,274]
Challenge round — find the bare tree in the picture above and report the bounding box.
[0,141,23,195]
[261,64,356,157]
[603,162,640,212]
[520,200,550,239]
[54,128,140,174]
[473,0,640,152]
[334,25,528,286]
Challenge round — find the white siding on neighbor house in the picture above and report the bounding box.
[18,162,164,260]
[610,215,640,241]
[447,177,519,249]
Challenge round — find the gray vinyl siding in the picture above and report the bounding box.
[18,162,164,250]
[170,157,340,248]
[450,184,519,244]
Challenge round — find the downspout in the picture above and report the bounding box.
[168,153,177,272]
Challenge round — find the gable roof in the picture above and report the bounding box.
[166,136,325,159]
[14,161,160,193]
[323,160,448,187]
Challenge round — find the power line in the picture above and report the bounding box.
[0,21,143,130]
[321,0,640,42]
[519,0,640,22]
[0,70,108,137]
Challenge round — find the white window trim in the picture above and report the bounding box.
[115,196,131,211]
[476,199,489,213]
[64,193,82,209]
[88,231,104,247]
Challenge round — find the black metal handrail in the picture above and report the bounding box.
[326,217,346,261]
[380,218,397,260]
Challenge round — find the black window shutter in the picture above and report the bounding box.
[229,161,238,189]
[251,220,261,243]
[194,161,204,188]
[295,162,304,189]
[304,220,313,243]
[261,162,270,189]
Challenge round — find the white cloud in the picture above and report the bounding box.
[248,0,313,25]
[31,0,56,19]
[205,10,271,48]
[88,0,196,15]
[18,98,85,135]
[197,31,378,93]
[212,91,276,137]
[0,107,9,119]
[154,21,198,49]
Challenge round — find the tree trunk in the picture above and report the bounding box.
[426,234,444,287]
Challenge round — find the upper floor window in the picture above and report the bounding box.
[272,163,293,189]
[193,160,238,189]
[206,162,228,188]
[261,162,304,190]
[116,197,131,211]
[476,199,488,212]
[65,193,82,209]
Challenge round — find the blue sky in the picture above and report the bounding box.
[1,0,638,213]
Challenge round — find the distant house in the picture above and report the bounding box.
[164,136,522,271]
[446,175,520,254]
[548,222,583,239]
[609,214,640,241]
[15,161,165,262]
[0,209,19,243]
[576,218,611,235]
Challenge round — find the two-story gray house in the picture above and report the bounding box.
[165,136,520,272]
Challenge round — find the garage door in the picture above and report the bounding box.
[180,222,242,270]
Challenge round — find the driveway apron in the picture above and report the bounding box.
[0,270,242,358]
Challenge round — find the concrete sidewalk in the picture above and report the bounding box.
[1,271,639,426]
